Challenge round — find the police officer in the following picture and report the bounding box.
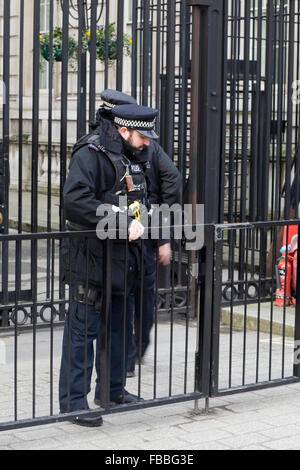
[110,104,181,381]
[84,91,181,394]
[59,102,177,427]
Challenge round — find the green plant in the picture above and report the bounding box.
[40,27,77,64]
[82,23,131,64]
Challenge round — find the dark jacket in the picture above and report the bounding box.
[61,114,181,292]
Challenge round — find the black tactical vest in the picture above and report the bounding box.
[71,133,150,209]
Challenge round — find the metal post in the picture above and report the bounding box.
[187,0,224,403]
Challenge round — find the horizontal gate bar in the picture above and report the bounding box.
[0,393,204,432]
[212,377,300,398]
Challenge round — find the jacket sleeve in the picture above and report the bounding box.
[63,147,131,230]
[151,143,182,247]
[154,142,182,206]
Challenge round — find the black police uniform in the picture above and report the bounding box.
[111,104,182,377]
[91,98,181,386]
[70,92,182,387]
[59,103,169,414]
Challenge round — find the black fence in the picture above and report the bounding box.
[0,228,202,430]
[0,0,192,325]
[220,0,300,224]
[211,220,300,396]
[1,220,300,431]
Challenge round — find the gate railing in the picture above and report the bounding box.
[0,226,203,431]
[2,220,300,430]
[211,219,300,397]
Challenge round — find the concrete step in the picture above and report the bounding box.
[222,302,296,338]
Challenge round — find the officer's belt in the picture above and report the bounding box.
[73,285,103,312]
[67,221,94,231]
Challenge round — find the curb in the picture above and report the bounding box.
[221,309,295,338]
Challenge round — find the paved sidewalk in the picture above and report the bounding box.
[1,319,300,450]
[2,384,300,450]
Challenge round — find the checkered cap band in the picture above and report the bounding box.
[102,100,116,109]
[114,116,156,129]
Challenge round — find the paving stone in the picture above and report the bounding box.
[139,437,190,450]
[242,444,271,450]
[12,427,67,442]
[179,428,233,445]
[260,424,300,440]
[219,432,272,449]
[53,442,101,450]
[0,434,17,446]
[261,412,300,427]
[100,421,152,437]
[263,436,300,450]
[212,420,272,435]
[182,441,232,450]
[8,437,60,450]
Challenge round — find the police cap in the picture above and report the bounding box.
[112,103,159,139]
[100,89,137,110]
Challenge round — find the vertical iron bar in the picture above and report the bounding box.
[142,0,150,106]
[59,0,69,321]
[153,244,159,400]
[242,227,250,386]
[100,239,112,409]
[275,0,284,220]
[89,0,98,125]
[77,0,87,139]
[284,2,295,219]
[184,249,191,394]
[165,0,176,157]
[131,0,138,99]
[219,0,228,224]
[210,227,223,397]
[116,0,124,90]
[137,241,144,399]
[18,0,24,235]
[50,238,55,416]
[46,0,54,298]
[169,237,175,397]
[14,237,21,421]
[293,222,300,378]
[31,0,41,419]
[122,240,129,400]
[154,0,161,113]
[84,239,89,410]
[262,0,274,221]
[1,0,10,328]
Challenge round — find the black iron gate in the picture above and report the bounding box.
[0,0,192,328]
[1,0,300,431]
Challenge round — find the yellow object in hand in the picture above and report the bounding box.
[129,201,141,221]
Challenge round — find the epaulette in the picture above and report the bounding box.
[88,143,101,152]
